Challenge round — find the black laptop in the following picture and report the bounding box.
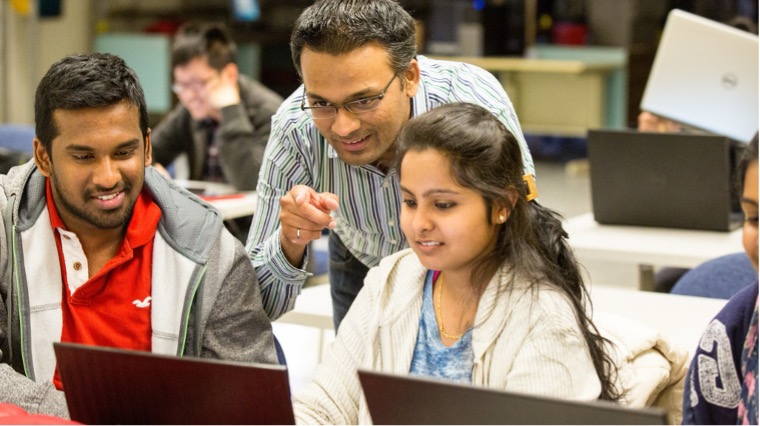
[358,370,668,425]
[53,342,295,425]
[587,129,744,232]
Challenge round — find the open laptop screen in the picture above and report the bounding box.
[587,129,742,232]
[54,342,294,425]
[640,9,758,143]
[358,369,667,425]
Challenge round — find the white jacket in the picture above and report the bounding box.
[595,312,688,424]
[294,249,688,425]
[296,249,606,424]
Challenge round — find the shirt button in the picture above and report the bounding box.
[73,262,82,271]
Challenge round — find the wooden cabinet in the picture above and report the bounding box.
[434,45,628,137]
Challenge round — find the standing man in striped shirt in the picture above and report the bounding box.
[246,0,535,329]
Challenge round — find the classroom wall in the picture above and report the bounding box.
[0,0,94,125]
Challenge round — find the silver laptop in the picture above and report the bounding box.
[54,342,295,425]
[358,370,668,425]
[640,9,758,143]
[587,129,743,232]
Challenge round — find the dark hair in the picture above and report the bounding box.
[171,22,237,71]
[34,53,149,153]
[395,102,620,401]
[737,133,759,194]
[727,15,758,35]
[290,0,417,78]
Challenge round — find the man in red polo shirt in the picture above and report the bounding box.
[0,53,277,419]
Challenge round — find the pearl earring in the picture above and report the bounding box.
[499,215,505,223]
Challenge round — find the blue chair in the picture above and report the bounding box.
[274,335,287,366]
[670,253,756,299]
[0,124,35,154]
[273,335,290,397]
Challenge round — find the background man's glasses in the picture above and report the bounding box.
[300,74,398,120]
[172,75,217,95]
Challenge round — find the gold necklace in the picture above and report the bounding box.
[435,274,464,340]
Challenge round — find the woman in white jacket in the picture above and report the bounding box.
[293,102,620,424]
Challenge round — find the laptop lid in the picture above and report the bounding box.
[587,129,742,232]
[358,370,667,425]
[639,9,758,143]
[53,342,295,425]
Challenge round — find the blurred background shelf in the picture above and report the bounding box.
[2,0,755,164]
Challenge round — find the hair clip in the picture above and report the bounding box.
[523,174,538,202]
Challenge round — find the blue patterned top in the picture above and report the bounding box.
[409,271,474,383]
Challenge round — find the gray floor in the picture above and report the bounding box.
[535,160,654,289]
[534,160,592,219]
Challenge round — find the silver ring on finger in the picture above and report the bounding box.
[296,228,301,240]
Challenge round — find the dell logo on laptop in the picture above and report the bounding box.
[722,72,738,89]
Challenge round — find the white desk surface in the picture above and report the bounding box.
[277,282,728,358]
[174,179,257,220]
[278,284,335,331]
[564,213,743,269]
[206,193,257,221]
[589,286,727,357]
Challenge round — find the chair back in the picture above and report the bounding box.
[0,124,35,153]
[671,252,756,299]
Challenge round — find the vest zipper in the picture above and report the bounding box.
[178,265,206,355]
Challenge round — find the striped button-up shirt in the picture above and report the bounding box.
[246,55,534,319]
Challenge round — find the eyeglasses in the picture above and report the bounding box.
[300,74,398,120]
[172,74,217,95]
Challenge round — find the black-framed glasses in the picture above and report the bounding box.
[300,74,398,120]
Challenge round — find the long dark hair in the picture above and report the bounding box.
[395,102,620,401]
[737,133,759,195]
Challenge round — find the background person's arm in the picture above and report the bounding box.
[150,104,195,171]
[215,78,283,191]
[245,117,317,320]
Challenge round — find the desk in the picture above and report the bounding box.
[206,193,257,221]
[276,283,727,361]
[279,284,335,331]
[174,179,257,220]
[589,286,726,357]
[277,284,334,363]
[564,213,742,289]
[432,53,624,136]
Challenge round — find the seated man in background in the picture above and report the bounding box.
[152,22,283,241]
[637,111,682,133]
[151,22,283,191]
[0,53,278,418]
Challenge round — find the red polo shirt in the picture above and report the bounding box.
[45,180,161,390]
